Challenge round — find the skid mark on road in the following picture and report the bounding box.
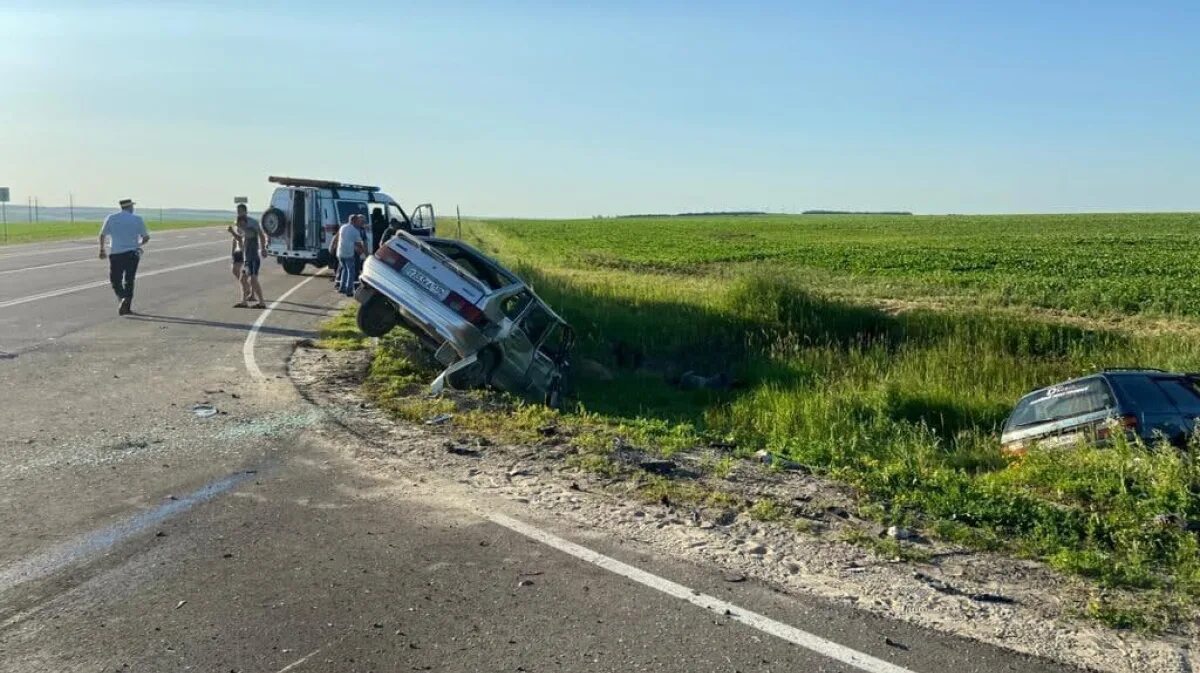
[243,275,320,381]
[0,255,228,309]
[488,512,921,673]
[0,471,256,595]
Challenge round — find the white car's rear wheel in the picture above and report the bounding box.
[356,292,398,337]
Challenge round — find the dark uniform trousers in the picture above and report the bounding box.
[109,250,141,302]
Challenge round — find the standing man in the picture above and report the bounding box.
[233,204,268,309]
[333,214,366,296]
[99,198,150,316]
[370,206,387,253]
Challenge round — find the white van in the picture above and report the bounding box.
[260,176,435,275]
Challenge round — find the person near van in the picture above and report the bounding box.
[370,207,388,253]
[333,214,366,296]
[98,198,150,316]
[226,223,245,303]
[233,204,268,308]
[328,223,341,284]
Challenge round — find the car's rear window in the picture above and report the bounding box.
[1111,376,1200,414]
[427,241,514,291]
[1007,378,1114,430]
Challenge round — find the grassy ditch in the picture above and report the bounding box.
[325,214,1200,630]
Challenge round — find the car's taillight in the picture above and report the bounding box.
[444,291,487,327]
[1001,441,1027,457]
[376,244,407,267]
[1097,415,1138,440]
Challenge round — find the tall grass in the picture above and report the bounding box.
[459,216,1200,608]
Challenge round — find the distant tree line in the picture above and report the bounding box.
[802,210,913,215]
[612,211,768,219]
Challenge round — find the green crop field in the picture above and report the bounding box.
[0,219,223,245]
[444,212,1200,629]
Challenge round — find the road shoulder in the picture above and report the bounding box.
[289,344,1195,673]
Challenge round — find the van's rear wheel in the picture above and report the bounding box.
[281,259,306,275]
[356,292,398,337]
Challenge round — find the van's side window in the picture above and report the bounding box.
[335,201,369,224]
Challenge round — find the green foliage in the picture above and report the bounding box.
[316,306,370,350]
[460,214,1200,615]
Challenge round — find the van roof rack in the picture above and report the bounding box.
[268,176,380,192]
[1100,367,1168,373]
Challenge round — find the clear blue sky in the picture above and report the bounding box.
[2,1,1198,216]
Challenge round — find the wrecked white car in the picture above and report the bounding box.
[354,232,574,408]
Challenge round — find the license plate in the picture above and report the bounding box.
[402,264,450,300]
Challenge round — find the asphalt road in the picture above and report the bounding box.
[0,228,1086,673]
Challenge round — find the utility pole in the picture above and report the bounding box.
[456,205,462,239]
[0,187,8,244]
[159,208,163,228]
[27,196,31,224]
[34,197,39,223]
[69,193,74,225]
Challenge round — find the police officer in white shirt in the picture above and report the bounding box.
[98,198,150,315]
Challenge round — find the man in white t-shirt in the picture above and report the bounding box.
[98,198,150,315]
[331,215,366,296]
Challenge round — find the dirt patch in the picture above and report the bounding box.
[289,344,1198,673]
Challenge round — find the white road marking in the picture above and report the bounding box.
[0,229,220,259]
[243,275,320,381]
[0,240,227,276]
[0,256,228,309]
[275,649,321,673]
[487,513,919,673]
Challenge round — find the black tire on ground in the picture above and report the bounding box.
[261,207,287,236]
[281,259,306,275]
[356,292,398,338]
[447,347,497,391]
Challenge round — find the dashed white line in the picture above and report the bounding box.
[0,241,227,276]
[243,275,320,381]
[0,256,228,309]
[487,513,920,673]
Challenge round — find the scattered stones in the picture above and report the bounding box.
[517,579,535,588]
[884,637,909,650]
[886,526,913,541]
[743,542,768,556]
[445,444,482,458]
[638,459,677,476]
[723,573,747,583]
[424,413,453,426]
[713,510,738,526]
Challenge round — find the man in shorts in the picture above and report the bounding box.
[233,204,268,308]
